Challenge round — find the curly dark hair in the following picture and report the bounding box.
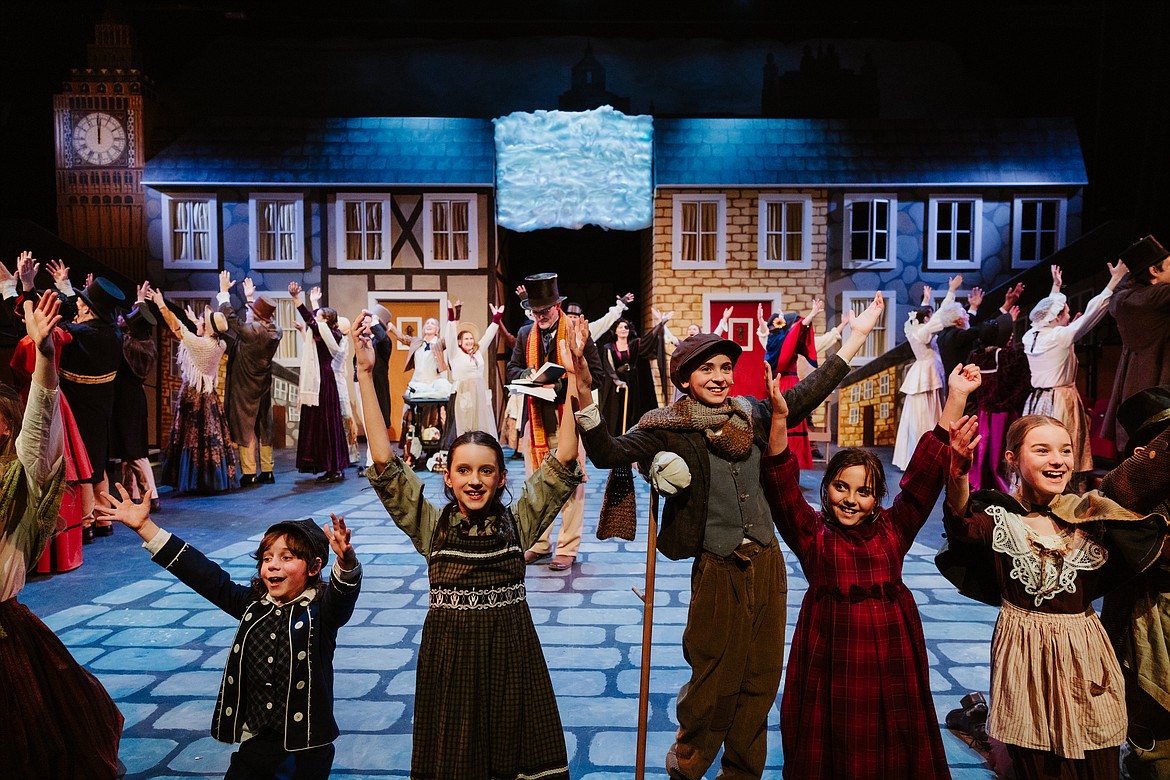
[248,528,324,600]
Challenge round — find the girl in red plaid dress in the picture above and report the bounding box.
[760,363,981,778]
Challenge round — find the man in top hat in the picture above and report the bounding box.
[218,272,283,486]
[506,272,604,570]
[1098,385,1170,779]
[111,283,160,512]
[1103,235,1170,452]
[57,272,127,535]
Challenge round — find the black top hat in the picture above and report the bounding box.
[1120,235,1170,283]
[264,518,330,569]
[77,277,127,324]
[669,333,742,393]
[123,304,156,339]
[522,273,567,310]
[1116,385,1170,454]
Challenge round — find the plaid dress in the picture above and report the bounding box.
[761,429,952,779]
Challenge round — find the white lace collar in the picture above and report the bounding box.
[988,504,1107,607]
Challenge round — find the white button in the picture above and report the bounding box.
[244,613,252,621]
[268,656,274,663]
[266,702,273,710]
[233,644,240,653]
[294,621,304,629]
[296,681,306,690]
[275,609,282,615]
[297,651,307,660]
[227,676,234,684]
[225,707,233,716]
[293,712,304,722]
[270,633,276,640]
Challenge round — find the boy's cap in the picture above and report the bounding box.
[266,518,330,567]
[669,333,742,392]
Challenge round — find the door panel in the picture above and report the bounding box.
[704,297,777,400]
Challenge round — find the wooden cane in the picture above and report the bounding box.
[633,487,659,779]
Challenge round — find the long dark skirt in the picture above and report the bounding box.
[161,385,240,493]
[296,365,350,474]
[0,598,124,779]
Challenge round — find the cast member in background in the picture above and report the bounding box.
[445,299,504,438]
[893,279,956,470]
[597,310,669,435]
[289,282,350,483]
[757,299,822,468]
[110,284,159,512]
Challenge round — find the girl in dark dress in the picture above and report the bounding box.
[355,310,583,780]
[597,315,667,435]
[759,362,980,779]
[289,282,349,482]
[943,414,1169,779]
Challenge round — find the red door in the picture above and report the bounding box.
[706,298,779,400]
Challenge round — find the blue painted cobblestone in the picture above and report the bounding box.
[24,450,998,778]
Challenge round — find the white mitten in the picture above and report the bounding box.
[650,451,691,495]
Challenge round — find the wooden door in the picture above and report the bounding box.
[371,296,445,440]
[704,297,778,400]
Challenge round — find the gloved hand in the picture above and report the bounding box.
[650,451,691,495]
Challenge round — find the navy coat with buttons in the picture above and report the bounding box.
[150,532,361,750]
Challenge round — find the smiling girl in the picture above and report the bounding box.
[759,361,979,779]
[355,309,583,779]
[942,414,1170,779]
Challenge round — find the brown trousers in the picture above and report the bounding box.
[669,539,787,779]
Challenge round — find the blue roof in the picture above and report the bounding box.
[143,117,496,187]
[653,117,1087,187]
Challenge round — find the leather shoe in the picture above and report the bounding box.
[240,474,259,487]
[548,555,575,571]
[523,550,551,565]
[93,523,114,538]
[258,471,275,484]
[150,497,161,513]
[82,527,94,545]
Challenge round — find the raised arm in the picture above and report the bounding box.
[354,312,392,470]
[835,292,884,364]
[765,364,789,456]
[143,288,186,340]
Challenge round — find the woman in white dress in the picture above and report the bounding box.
[893,278,958,470]
[445,300,503,438]
[1022,262,1126,480]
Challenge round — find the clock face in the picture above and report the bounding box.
[73,111,127,166]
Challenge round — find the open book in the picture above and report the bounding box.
[506,383,558,402]
[511,361,566,387]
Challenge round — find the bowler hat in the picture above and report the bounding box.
[264,518,330,568]
[123,304,156,339]
[250,294,277,322]
[669,333,742,393]
[77,277,126,324]
[1116,385,1170,453]
[206,308,229,336]
[522,273,567,310]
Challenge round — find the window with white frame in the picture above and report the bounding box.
[249,193,304,270]
[841,290,897,365]
[928,196,983,270]
[162,193,219,269]
[672,194,726,268]
[334,194,392,268]
[1012,197,1066,268]
[269,293,304,367]
[423,194,478,269]
[843,194,896,269]
[758,194,813,269]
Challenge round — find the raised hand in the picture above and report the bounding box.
[948,274,963,292]
[619,292,635,304]
[352,312,375,373]
[756,302,766,326]
[921,285,933,307]
[765,363,788,419]
[949,414,981,476]
[84,272,94,289]
[968,287,984,310]
[310,286,322,307]
[515,284,527,301]
[948,362,983,396]
[219,270,235,294]
[143,286,164,305]
[803,299,824,325]
[1107,260,1128,288]
[96,482,152,530]
[1009,305,1020,321]
[46,258,70,284]
[242,278,256,300]
[839,309,853,328]
[288,281,302,300]
[184,304,198,325]
[324,514,357,567]
[17,252,40,289]
[1002,282,1024,309]
[849,292,885,338]
[25,291,63,358]
[0,255,17,285]
[1050,265,1063,291]
[489,303,504,317]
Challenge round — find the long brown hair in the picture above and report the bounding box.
[1003,414,1067,486]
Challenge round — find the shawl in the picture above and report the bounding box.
[764,312,801,369]
[298,326,321,407]
[525,315,569,465]
[177,330,226,395]
[635,395,755,461]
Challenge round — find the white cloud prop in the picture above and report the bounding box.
[493,106,653,232]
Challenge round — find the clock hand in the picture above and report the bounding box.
[97,123,102,144]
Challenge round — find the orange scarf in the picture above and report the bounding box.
[525,315,568,464]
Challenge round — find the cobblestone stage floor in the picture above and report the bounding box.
[22,446,999,778]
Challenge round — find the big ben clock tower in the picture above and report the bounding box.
[53,15,151,279]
